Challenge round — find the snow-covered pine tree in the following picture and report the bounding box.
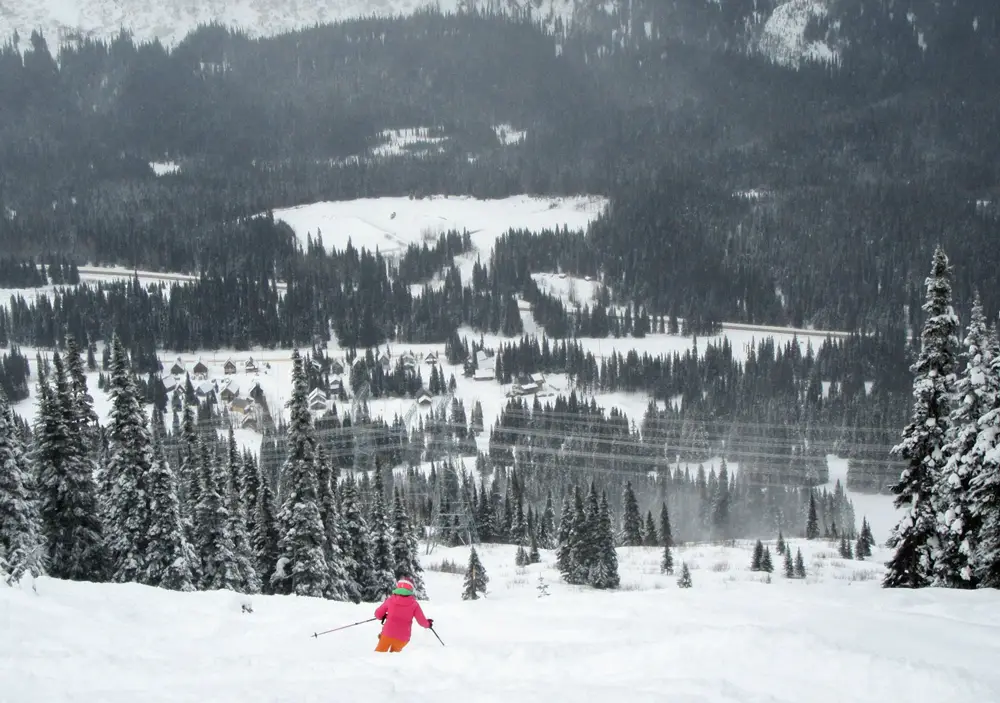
[677,561,692,588]
[195,445,242,591]
[794,548,806,579]
[589,491,620,589]
[64,335,100,477]
[515,543,529,566]
[620,481,643,546]
[178,404,201,533]
[367,469,396,601]
[313,444,350,601]
[860,517,875,554]
[462,546,488,600]
[884,246,960,589]
[934,293,994,587]
[643,510,658,547]
[341,479,375,602]
[712,458,731,539]
[555,491,576,579]
[225,427,260,594]
[565,485,593,585]
[33,351,106,581]
[805,491,819,539]
[391,489,426,598]
[776,530,786,555]
[538,491,556,549]
[783,546,794,577]
[0,393,45,586]
[274,350,329,597]
[252,472,280,594]
[103,338,159,584]
[142,409,195,591]
[660,501,673,549]
[761,546,773,573]
[528,532,541,564]
[536,574,550,597]
[750,539,764,571]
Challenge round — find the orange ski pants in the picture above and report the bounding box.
[375,635,409,653]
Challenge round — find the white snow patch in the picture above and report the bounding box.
[759,0,838,67]
[370,127,448,160]
[272,195,608,282]
[493,123,526,146]
[531,272,600,308]
[149,161,180,176]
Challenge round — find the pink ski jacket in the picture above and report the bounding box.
[375,594,430,642]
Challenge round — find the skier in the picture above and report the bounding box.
[373,578,433,653]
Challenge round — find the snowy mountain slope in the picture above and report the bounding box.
[0,0,580,48]
[4,539,1000,702]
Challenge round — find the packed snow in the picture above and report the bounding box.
[4,538,1000,702]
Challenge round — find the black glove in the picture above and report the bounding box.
[427,618,434,628]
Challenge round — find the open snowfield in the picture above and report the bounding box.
[4,538,999,703]
[271,195,607,274]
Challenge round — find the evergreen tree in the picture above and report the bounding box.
[838,535,854,560]
[33,352,106,581]
[275,350,329,597]
[712,459,731,539]
[252,475,280,594]
[225,428,260,594]
[536,574,550,597]
[761,545,773,573]
[805,491,819,539]
[195,446,242,591]
[776,530,786,555]
[677,561,692,588]
[391,489,426,598]
[750,539,764,570]
[528,532,541,564]
[556,490,577,581]
[0,394,45,585]
[589,492,620,589]
[969,332,1000,587]
[660,501,673,548]
[315,450,350,601]
[177,404,201,548]
[885,247,959,589]
[367,470,396,601]
[643,510,658,547]
[538,492,556,549]
[620,480,643,546]
[935,293,993,587]
[104,338,155,584]
[341,480,375,602]
[783,545,795,577]
[142,410,195,591]
[462,546,488,600]
[515,543,529,566]
[794,548,806,579]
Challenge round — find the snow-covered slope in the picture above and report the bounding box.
[0,0,579,49]
[5,539,1000,702]
[758,0,840,67]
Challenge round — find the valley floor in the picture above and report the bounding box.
[4,540,999,703]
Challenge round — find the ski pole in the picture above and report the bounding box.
[312,617,377,639]
[429,626,446,647]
